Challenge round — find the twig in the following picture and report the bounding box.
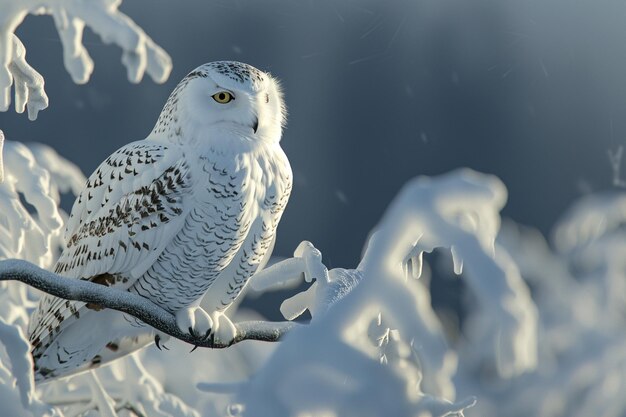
[0,259,299,349]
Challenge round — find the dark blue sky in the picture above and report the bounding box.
[2,0,621,268]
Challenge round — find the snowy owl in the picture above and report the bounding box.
[27,61,292,381]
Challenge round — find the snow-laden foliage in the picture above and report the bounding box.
[0,136,80,268]
[452,192,626,417]
[0,0,172,120]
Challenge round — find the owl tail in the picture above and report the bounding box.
[33,308,154,382]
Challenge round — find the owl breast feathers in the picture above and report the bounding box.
[28,61,292,381]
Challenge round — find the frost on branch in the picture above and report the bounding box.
[0,0,172,119]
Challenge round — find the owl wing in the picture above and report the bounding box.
[28,140,193,351]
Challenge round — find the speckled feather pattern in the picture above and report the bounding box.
[27,61,292,381]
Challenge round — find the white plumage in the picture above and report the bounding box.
[28,61,292,381]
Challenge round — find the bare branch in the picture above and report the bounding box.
[0,259,300,348]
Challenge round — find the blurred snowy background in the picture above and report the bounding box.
[1,0,626,416]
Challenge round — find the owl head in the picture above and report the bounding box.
[151,61,286,146]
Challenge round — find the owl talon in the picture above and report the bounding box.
[211,313,237,346]
[154,333,170,351]
[188,325,212,352]
[176,306,214,341]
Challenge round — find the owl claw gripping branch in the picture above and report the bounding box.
[28,61,292,381]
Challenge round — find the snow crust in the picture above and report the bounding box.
[0,0,172,119]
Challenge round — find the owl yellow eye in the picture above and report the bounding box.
[212,91,234,104]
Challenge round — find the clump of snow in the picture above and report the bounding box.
[0,0,172,119]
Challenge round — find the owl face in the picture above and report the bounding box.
[176,61,286,145]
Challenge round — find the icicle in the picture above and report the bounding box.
[402,260,410,280]
[411,252,423,279]
[451,246,463,275]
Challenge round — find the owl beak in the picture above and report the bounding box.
[252,117,259,134]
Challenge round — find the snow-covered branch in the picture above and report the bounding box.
[0,36,47,120]
[0,259,298,349]
[0,0,172,120]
